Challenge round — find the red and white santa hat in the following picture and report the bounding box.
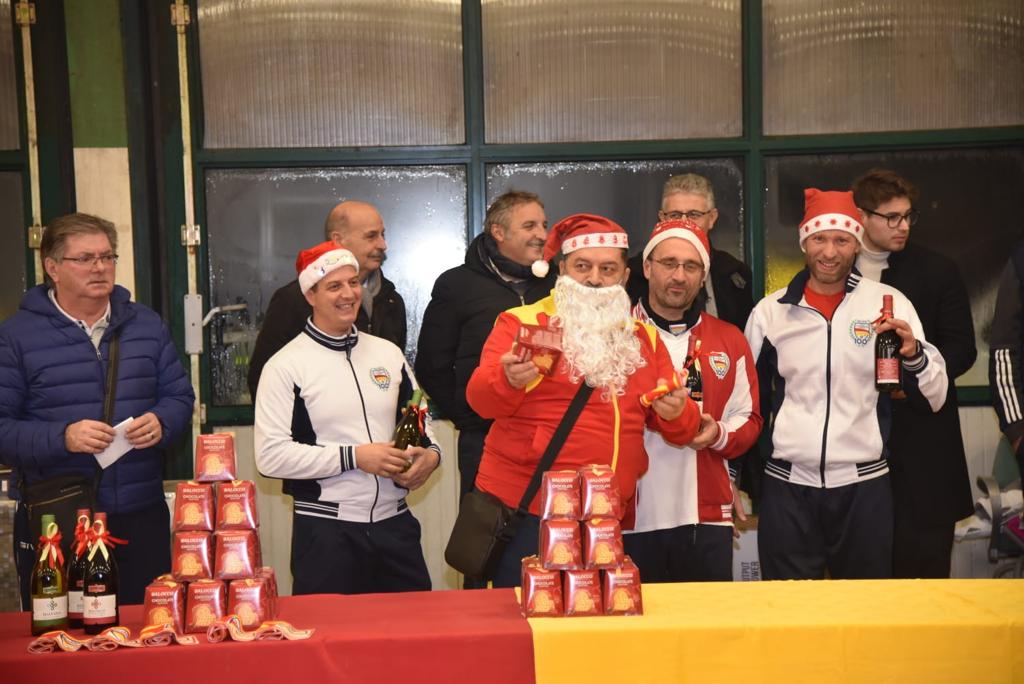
[295,240,360,294]
[799,189,863,250]
[531,213,629,278]
[642,219,711,281]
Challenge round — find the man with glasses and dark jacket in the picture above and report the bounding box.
[852,169,975,579]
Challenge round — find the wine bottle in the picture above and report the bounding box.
[393,389,425,473]
[875,294,902,392]
[31,514,68,636]
[67,508,91,628]
[684,336,703,410]
[83,512,119,634]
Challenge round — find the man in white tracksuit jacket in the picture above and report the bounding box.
[745,189,947,580]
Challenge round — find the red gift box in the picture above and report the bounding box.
[513,324,563,376]
[195,432,237,482]
[580,464,623,520]
[539,470,581,521]
[539,519,582,571]
[563,569,603,617]
[186,579,226,633]
[215,480,259,530]
[602,556,643,616]
[172,531,212,581]
[143,579,184,633]
[228,578,271,628]
[173,481,214,531]
[214,529,260,580]
[520,556,563,617]
[583,518,624,570]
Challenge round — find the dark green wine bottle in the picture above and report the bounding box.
[31,514,68,636]
[393,389,425,451]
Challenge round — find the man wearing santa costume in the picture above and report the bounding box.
[466,213,702,587]
[255,241,440,595]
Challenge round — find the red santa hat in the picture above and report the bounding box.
[642,219,712,280]
[295,241,360,294]
[799,189,863,250]
[530,213,629,278]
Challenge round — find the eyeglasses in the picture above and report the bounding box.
[864,208,919,229]
[661,209,712,222]
[60,253,119,267]
[650,258,704,275]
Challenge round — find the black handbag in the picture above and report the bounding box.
[444,382,594,581]
[20,333,119,557]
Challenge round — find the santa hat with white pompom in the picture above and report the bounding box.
[531,213,629,278]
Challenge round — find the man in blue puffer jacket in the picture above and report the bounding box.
[0,213,194,607]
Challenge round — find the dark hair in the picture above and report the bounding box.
[40,213,119,286]
[851,169,919,211]
[484,190,544,237]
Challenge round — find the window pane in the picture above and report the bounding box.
[487,159,745,263]
[483,0,742,143]
[763,0,1024,135]
[763,147,1024,386]
[205,166,467,406]
[197,0,465,148]
[0,171,25,318]
[0,0,19,150]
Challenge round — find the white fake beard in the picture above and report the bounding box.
[552,275,645,395]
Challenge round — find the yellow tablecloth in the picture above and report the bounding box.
[528,580,1024,684]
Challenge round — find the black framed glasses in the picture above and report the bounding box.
[660,209,712,222]
[864,208,919,229]
[61,253,119,267]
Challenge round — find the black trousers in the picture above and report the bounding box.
[892,500,955,578]
[624,524,734,583]
[457,429,488,501]
[15,500,170,608]
[290,511,431,595]
[758,475,893,580]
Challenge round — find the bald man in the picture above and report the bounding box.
[248,201,407,398]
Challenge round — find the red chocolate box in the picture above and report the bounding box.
[143,579,184,633]
[173,481,214,531]
[539,519,582,571]
[228,578,271,628]
[563,569,603,617]
[172,531,212,581]
[214,529,260,581]
[539,470,581,521]
[186,579,226,633]
[580,464,623,520]
[583,518,624,570]
[215,480,259,530]
[195,432,237,482]
[602,556,643,616]
[520,556,563,618]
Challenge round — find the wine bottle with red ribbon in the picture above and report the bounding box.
[393,389,426,472]
[67,508,91,628]
[83,512,128,635]
[31,514,68,636]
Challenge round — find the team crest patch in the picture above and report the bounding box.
[708,351,730,379]
[369,367,391,390]
[849,319,873,346]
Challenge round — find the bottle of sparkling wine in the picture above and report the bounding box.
[82,512,119,635]
[31,514,68,636]
[684,336,703,410]
[875,294,902,392]
[393,389,424,451]
[66,508,91,628]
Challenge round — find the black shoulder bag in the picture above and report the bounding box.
[20,333,119,555]
[444,382,594,581]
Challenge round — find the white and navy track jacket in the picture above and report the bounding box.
[254,321,441,523]
[628,301,763,530]
[744,269,947,489]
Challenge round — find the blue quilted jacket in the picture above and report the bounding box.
[0,285,194,513]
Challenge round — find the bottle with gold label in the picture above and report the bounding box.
[83,512,119,635]
[31,514,68,636]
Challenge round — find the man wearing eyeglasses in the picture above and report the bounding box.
[623,220,762,582]
[627,173,753,331]
[0,213,194,607]
[852,169,975,579]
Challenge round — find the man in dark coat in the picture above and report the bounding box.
[852,169,975,578]
[247,200,406,398]
[415,191,555,500]
[0,213,194,606]
[626,173,759,503]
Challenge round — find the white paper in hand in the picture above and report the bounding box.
[94,417,135,469]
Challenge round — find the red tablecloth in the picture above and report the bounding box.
[0,590,536,682]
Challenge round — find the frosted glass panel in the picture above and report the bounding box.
[763,0,1024,135]
[482,0,742,143]
[763,147,1024,387]
[487,159,744,262]
[0,172,25,320]
[0,0,19,150]
[197,0,464,148]
[205,166,467,405]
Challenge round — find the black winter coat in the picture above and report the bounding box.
[415,233,557,432]
[247,272,406,398]
[882,243,975,524]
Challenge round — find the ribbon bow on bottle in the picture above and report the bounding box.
[86,520,129,562]
[38,523,64,569]
[72,514,91,558]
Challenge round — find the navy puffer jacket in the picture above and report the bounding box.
[0,285,194,513]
